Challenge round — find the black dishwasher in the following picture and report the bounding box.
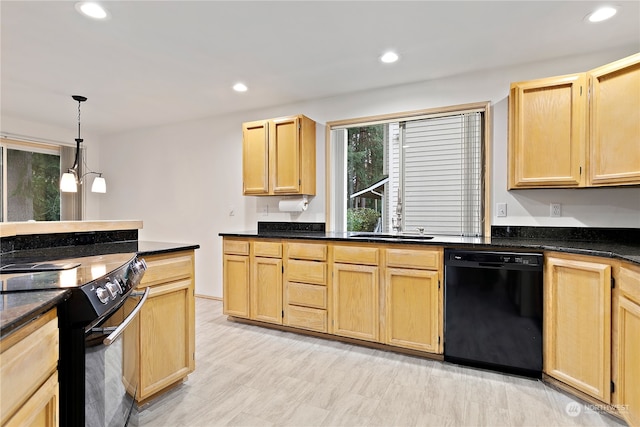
[444,249,543,378]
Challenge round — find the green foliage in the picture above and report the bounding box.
[347,124,384,210]
[347,208,380,232]
[8,150,60,221]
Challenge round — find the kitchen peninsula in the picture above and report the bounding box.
[220,222,640,426]
[0,220,200,425]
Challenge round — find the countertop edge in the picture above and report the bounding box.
[218,232,640,266]
[0,220,144,238]
[0,290,70,338]
[136,241,200,256]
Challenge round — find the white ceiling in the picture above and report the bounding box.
[2,1,639,136]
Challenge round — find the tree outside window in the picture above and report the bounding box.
[346,125,385,231]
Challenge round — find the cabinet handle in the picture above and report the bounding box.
[102,287,150,346]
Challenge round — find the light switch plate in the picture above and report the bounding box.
[496,203,507,217]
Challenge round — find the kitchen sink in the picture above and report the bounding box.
[348,232,434,240]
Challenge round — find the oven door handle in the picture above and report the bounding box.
[103,287,150,346]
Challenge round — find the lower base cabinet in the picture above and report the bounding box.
[544,253,612,403]
[385,267,440,352]
[123,250,195,403]
[616,264,640,426]
[223,240,250,318]
[251,256,283,324]
[1,309,59,427]
[333,262,380,342]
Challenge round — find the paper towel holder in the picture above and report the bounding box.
[278,195,309,212]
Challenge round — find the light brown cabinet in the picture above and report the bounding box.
[588,55,640,186]
[124,250,196,403]
[614,263,640,426]
[223,240,250,318]
[509,53,640,189]
[242,115,316,196]
[1,309,59,427]
[284,242,329,332]
[509,73,586,188]
[384,247,442,353]
[332,245,380,342]
[544,253,612,403]
[251,241,283,324]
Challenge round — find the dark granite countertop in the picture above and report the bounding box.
[219,230,640,266]
[0,241,200,266]
[0,241,199,335]
[0,289,70,337]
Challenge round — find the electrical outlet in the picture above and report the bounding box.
[496,202,507,217]
[261,205,269,217]
[550,203,561,217]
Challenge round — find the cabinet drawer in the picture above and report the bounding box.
[287,242,327,261]
[140,253,193,287]
[223,240,249,255]
[386,248,440,270]
[620,264,640,304]
[253,241,282,258]
[1,311,58,425]
[287,282,327,309]
[286,305,327,333]
[287,259,327,285]
[333,245,379,265]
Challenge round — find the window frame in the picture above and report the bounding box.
[0,137,83,222]
[325,101,492,236]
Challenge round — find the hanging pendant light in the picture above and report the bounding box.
[60,95,106,193]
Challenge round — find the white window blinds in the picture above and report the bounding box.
[402,112,483,236]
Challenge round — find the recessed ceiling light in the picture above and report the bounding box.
[75,2,109,20]
[587,6,617,22]
[380,51,399,64]
[233,83,248,92]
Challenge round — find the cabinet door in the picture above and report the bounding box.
[223,254,250,318]
[544,255,611,402]
[508,74,586,188]
[137,279,194,401]
[617,295,640,427]
[271,116,301,194]
[385,268,440,353]
[5,372,58,427]
[243,120,270,195]
[588,54,640,186]
[251,257,283,324]
[616,264,640,426]
[332,263,379,342]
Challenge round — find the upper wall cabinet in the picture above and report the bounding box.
[509,73,586,188]
[588,55,640,186]
[508,53,640,190]
[242,115,316,196]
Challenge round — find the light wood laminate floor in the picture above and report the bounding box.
[138,298,625,427]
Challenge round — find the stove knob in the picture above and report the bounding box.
[96,287,110,304]
[132,258,147,275]
[105,281,121,299]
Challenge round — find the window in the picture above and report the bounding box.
[327,102,489,236]
[1,138,82,222]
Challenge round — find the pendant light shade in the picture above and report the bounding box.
[60,171,78,192]
[61,95,106,193]
[91,175,106,193]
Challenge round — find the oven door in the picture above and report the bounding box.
[85,288,150,427]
